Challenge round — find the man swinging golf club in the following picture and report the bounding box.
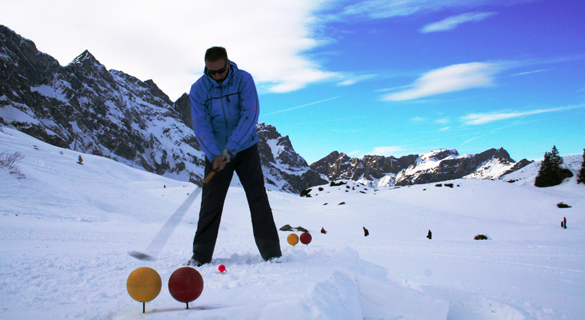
[187,46,282,266]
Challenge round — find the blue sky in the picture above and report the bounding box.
[2,0,584,164]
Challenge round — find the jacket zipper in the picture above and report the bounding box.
[220,85,229,146]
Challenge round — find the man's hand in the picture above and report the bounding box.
[212,156,228,171]
[222,149,236,163]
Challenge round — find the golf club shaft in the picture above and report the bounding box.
[133,171,216,260]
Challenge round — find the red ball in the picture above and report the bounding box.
[168,267,204,303]
[300,232,312,245]
[218,264,226,273]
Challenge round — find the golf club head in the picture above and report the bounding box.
[128,250,156,261]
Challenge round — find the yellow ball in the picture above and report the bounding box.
[127,267,162,302]
[287,233,299,246]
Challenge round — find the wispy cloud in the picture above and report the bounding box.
[337,74,377,86]
[461,105,585,125]
[372,146,404,155]
[509,69,550,77]
[420,12,496,33]
[382,62,502,101]
[264,96,343,115]
[440,126,451,131]
[340,0,532,19]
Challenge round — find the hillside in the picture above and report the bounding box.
[2,127,584,319]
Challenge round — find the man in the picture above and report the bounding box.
[188,47,282,266]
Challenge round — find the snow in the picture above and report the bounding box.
[30,84,69,103]
[0,104,41,125]
[1,127,584,319]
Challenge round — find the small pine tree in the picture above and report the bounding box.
[77,155,84,165]
[535,146,573,187]
[578,149,585,184]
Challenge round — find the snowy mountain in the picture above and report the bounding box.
[311,148,532,188]
[2,126,584,319]
[0,25,318,193]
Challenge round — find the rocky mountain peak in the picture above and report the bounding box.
[311,147,531,187]
[420,149,459,161]
[0,25,319,193]
[69,49,109,76]
[73,50,99,64]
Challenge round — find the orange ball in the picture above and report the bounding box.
[127,267,162,303]
[287,233,299,246]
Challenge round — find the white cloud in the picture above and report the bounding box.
[509,69,550,77]
[419,12,496,33]
[461,105,585,125]
[341,0,531,19]
[382,62,501,101]
[337,74,377,86]
[0,0,337,100]
[372,146,404,155]
[264,96,342,115]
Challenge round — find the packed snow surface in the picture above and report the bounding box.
[1,127,584,319]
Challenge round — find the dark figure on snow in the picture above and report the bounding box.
[427,230,432,240]
[563,217,567,229]
[363,227,369,237]
[321,227,327,234]
[188,47,281,266]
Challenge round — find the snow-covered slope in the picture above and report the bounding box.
[1,127,584,320]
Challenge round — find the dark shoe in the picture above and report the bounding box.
[185,254,207,267]
[266,256,282,263]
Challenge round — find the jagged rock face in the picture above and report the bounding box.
[310,151,418,183]
[0,25,318,193]
[173,93,192,129]
[393,148,526,185]
[311,147,532,187]
[255,123,327,193]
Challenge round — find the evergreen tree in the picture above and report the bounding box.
[535,146,573,187]
[577,149,585,184]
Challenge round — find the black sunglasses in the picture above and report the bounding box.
[208,63,228,75]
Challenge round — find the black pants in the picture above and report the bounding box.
[192,144,281,263]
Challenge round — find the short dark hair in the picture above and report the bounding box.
[205,47,228,62]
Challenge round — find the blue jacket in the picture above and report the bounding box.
[190,61,260,162]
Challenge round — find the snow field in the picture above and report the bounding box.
[1,127,584,319]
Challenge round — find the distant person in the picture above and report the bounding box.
[321,227,327,234]
[187,46,281,266]
[427,230,432,240]
[363,227,369,237]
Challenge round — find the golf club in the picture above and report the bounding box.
[128,170,216,261]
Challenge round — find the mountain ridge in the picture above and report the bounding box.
[1,24,534,192]
[310,147,533,188]
[0,25,321,193]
